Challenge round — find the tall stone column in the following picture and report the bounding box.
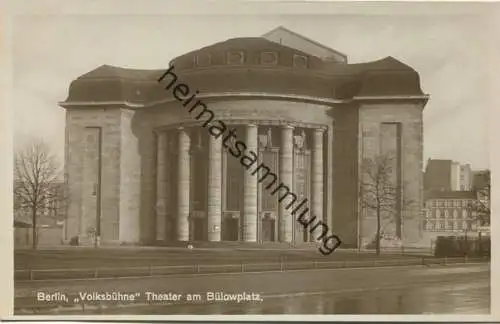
[311,128,324,241]
[243,124,258,242]
[207,133,222,241]
[156,131,168,241]
[279,125,294,242]
[177,127,190,241]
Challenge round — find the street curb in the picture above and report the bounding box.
[15,261,488,286]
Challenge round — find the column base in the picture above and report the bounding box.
[207,235,222,242]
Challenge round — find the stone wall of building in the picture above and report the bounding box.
[330,103,359,248]
[119,109,142,243]
[80,126,100,238]
[64,97,425,247]
[65,107,144,244]
[358,101,424,247]
[134,116,157,244]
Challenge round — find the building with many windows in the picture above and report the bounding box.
[423,190,478,234]
[60,27,427,247]
[452,162,472,191]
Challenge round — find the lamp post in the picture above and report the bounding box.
[465,202,473,256]
[357,192,363,253]
[358,127,364,253]
[400,208,405,254]
[291,194,303,249]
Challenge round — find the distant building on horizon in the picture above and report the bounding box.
[421,190,485,247]
[423,190,477,233]
[421,165,490,246]
[13,180,66,221]
[454,162,472,191]
[424,159,472,191]
[472,169,491,192]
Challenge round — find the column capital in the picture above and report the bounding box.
[247,123,258,128]
[282,124,294,130]
[154,129,167,136]
[313,127,325,134]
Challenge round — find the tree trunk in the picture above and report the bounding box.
[464,227,468,256]
[32,208,37,250]
[478,231,482,256]
[376,206,381,256]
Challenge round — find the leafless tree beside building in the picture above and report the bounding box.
[14,140,67,249]
[360,153,415,255]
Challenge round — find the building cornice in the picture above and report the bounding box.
[353,94,430,107]
[59,92,429,109]
[59,92,346,109]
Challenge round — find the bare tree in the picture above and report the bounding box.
[461,172,491,255]
[360,153,414,255]
[470,171,491,227]
[14,140,66,249]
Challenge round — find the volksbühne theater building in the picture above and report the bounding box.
[60,26,428,248]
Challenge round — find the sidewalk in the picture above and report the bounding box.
[15,245,431,254]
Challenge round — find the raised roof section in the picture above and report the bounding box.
[262,26,348,63]
[61,36,426,107]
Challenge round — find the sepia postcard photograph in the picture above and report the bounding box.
[1,0,499,321]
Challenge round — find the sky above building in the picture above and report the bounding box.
[11,4,494,170]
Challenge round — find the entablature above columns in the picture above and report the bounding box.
[153,119,329,133]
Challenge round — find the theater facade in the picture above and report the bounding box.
[60,27,428,248]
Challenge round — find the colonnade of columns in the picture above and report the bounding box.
[155,123,326,243]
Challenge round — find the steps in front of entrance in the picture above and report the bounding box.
[153,241,319,250]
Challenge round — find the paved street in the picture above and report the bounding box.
[129,277,489,314]
[15,263,490,314]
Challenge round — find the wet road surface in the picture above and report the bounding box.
[15,263,490,315]
[121,278,489,314]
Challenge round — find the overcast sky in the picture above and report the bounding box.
[11,3,495,170]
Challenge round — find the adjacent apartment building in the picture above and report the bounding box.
[421,160,489,246]
[423,190,478,234]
